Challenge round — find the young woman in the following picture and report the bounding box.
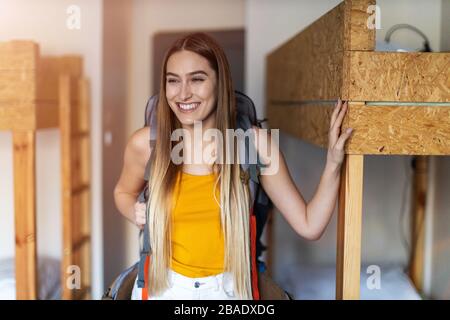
[114,32,353,300]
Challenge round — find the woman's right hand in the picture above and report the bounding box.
[134,201,147,229]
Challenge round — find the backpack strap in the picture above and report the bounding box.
[137,205,151,289]
[136,94,159,291]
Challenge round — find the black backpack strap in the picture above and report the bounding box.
[137,216,151,288]
[136,128,156,289]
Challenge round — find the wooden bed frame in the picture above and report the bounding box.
[0,40,92,299]
[265,0,450,299]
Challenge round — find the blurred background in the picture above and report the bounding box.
[0,0,449,300]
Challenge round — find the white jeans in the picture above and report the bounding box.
[131,269,238,300]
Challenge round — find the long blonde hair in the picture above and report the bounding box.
[146,32,253,299]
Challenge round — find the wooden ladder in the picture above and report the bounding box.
[59,75,92,299]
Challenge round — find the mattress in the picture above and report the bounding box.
[0,256,61,300]
[277,263,422,300]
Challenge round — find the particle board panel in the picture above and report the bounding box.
[266,2,346,103]
[343,0,376,51]
[344,103,450,155]
[266,0,375,103]
[267,102,335,149]
[345,51,450,102]
[268,102,450,155]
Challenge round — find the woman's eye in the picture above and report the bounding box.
[166,78,204,83]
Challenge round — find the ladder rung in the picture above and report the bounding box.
[72,235,90,252]
[72,183,90,195]
[71,131,90,139]
[72,286,91,300]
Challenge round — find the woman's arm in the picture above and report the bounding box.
[113,126,151,225]
[256,99,353,240]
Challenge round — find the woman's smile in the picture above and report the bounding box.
[177,102,201,113]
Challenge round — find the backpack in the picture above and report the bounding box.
[102,91,293,300]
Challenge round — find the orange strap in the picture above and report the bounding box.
[250,209,260,300]
[142,255,150,300]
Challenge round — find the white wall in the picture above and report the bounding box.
[376,0,442,51]
[442,0,450,52]
[124,0,246,266]
[0,0,103,299]
[245,0,445,291]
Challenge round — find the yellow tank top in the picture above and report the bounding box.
[171,171,224,277]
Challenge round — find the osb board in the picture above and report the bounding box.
[0,40,39,70]
[344,103,450,155]
[345,51,450,102]
[343,0,375,51]
[267,102,334,149]
[267,102,450,155]
[266,2,345,102]
[266,0,375,103]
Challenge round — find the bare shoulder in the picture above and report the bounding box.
[126,126,151,167]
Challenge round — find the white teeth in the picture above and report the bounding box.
[178,103,199,110]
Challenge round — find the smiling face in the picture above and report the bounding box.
[165,50,218,129]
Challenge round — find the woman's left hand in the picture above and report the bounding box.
[326,98,353,168]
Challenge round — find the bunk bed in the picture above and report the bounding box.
[0,40,92,299]
[265,0,450,299]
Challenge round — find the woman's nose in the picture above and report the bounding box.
[180,81,192,100]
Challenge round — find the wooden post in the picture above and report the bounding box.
[336,154,364,300]
[60,75,73,299]
[13,130,38,300]
[60,75,92,299]
[409,156,428,292]
[79,78,92,298]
